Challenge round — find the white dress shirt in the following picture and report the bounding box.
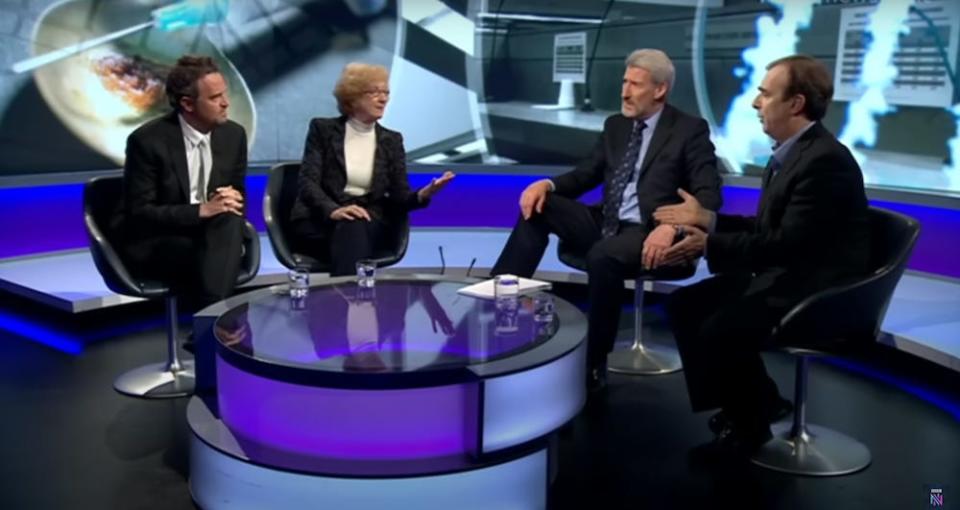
[178,114,212,205]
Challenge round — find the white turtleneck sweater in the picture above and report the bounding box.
[343,117,377,196]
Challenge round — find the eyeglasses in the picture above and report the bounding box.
[364,88,390,98]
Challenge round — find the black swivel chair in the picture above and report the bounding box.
[263,162,410,272]
[751,207,920,476]
[557,241,697,375]
[84,176,261,399]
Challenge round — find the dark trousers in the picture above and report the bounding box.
[666,273,792,428]
[491,194,647,369]
[292,216,393,277]
[124,213,245,300]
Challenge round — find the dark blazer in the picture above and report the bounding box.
[707,122,870,300]
[122,111,248,234]
[290,116,425,223]
[550,103,723,227]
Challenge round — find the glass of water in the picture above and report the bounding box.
[356,259,376,288]
[495,296,519,335]
[494,274,519,301]
[288,267,309,298]
[532,292,554,323]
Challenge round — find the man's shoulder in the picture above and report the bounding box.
[129,112,177,140]
[661,103,707,128]
[602,113,631,132]
[796,123,862,173]
[218,119,247,139]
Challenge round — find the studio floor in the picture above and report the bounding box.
[0,284,957,510]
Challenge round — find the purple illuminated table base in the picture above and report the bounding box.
[189,275,586,507]
[217,357,481,460]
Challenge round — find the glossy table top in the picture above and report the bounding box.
[214,277,574,377]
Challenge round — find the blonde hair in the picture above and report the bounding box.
[333,63,389,116]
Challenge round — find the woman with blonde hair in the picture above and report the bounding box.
[289,63,454,275]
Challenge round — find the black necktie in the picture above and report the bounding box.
[602,120,646,237]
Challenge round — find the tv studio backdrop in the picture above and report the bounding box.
[0,0,959,508]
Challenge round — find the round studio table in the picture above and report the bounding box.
[187,274,587,509]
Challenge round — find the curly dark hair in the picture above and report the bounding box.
[165,55,220,112]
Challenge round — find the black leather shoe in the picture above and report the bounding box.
[181,333,196,355]
[587,364,608,393]
[708,397,793,436]
[690,421,773,466]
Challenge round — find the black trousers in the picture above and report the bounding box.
[292,215,396,277]
[491,194,648,369]
[123,213,245,300]
[666,272,794,428]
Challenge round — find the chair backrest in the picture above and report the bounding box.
[775,207,921,347]
[237,220,262,287]
[262,161,411,271]
[86,175,261,297]
[263,162,303,269]
[83,176,161,297]
[557,240,588,272]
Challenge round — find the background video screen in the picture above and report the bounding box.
[1,0,959,196]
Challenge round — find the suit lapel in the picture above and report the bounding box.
[165,114,191,201]
[757,123,820,221]
[210,127,227,190]
[332,117,347,175]
[611,116,633,169]
[373,123,388,192]
[636,105,674,179]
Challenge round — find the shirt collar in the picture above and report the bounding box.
[347,116,376,133]
[178,114,210,148]
[771,121,815,165]
[638,107,663,133]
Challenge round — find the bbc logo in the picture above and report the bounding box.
[930,487,944,507]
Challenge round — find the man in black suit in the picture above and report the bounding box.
[490,49,723,389]
[653,55,870,456]
[122,55,248,300]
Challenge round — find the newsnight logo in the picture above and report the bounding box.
[928,486,944,508]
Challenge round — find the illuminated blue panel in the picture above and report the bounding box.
[481,342,586,453]
[190,435,547,509]
[0,309,83,354]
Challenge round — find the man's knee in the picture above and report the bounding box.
[205,212,244,232]
[666,285,695,319]
[585,242,620,273]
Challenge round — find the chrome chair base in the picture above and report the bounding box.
[751,422,871,476]
[607,343,682,375]
[113,360,196,399]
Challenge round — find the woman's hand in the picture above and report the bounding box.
[330,205,371,221]
[417,171,456,202]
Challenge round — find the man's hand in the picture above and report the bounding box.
[519,179,553,220]
[641,224,676,270]
[658,226,707,267]
[213,186,244,205]
[199,193,243,218]
[417,171,456,202]
[653,189,713,230]
[330,204,372,221]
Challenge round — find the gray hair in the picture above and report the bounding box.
[625,49,675,94]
